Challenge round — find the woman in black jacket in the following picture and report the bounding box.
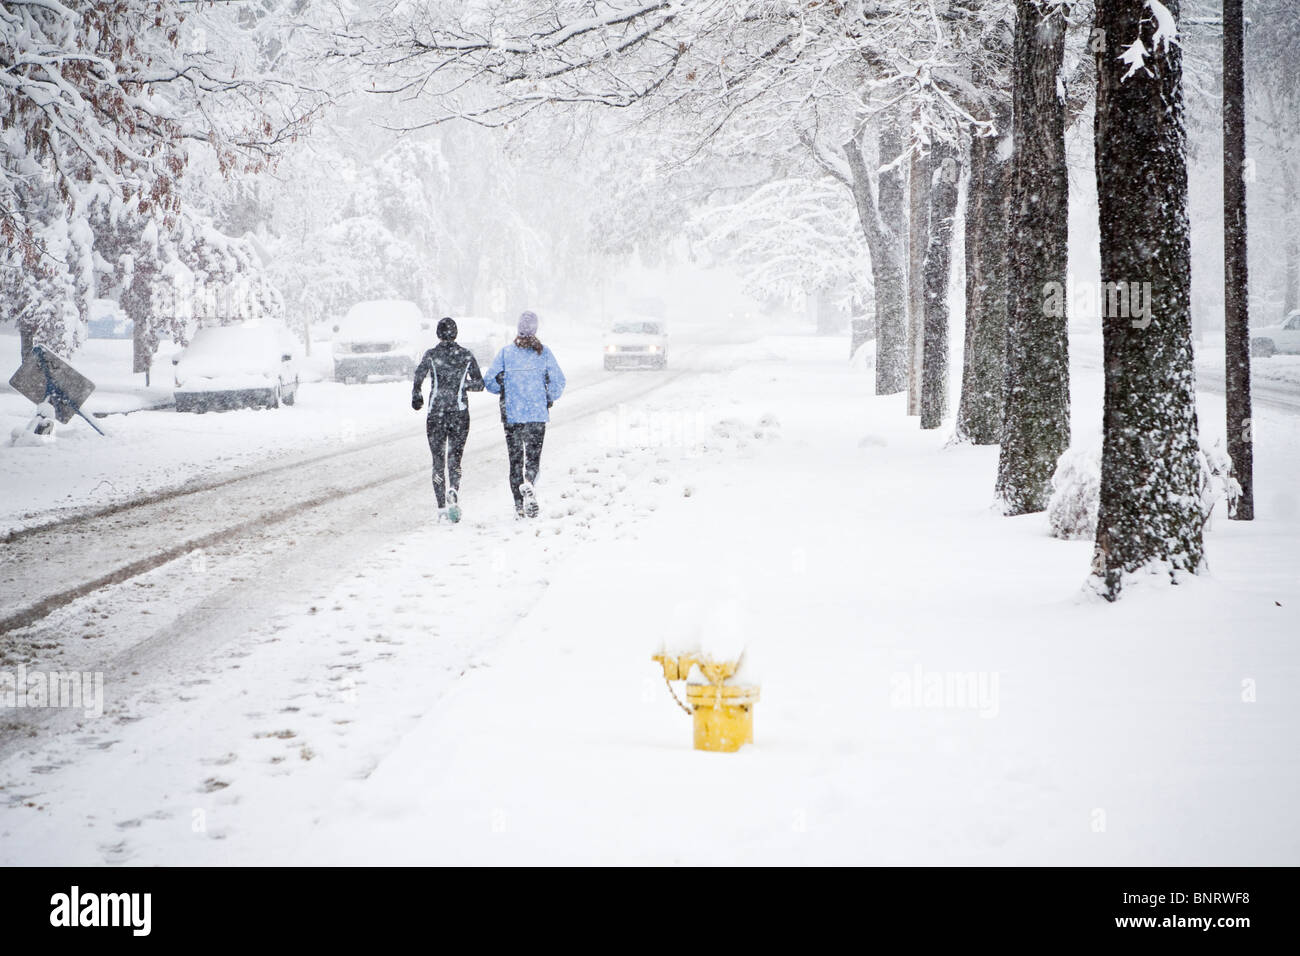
[411,317,485,522]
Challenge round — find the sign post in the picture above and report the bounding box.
[8,346,105,436]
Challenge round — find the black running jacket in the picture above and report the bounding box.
[412,343,485,415]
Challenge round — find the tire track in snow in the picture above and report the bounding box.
[0,357,755,827]
[0,365,693,634]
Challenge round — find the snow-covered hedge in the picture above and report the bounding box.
[1197,444,1243,526]
[1048,442,1242,540]
[1048,447,1100,540]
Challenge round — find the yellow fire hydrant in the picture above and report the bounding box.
[652,653,760,753]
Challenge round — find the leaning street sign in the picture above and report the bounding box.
[9,346,96,425]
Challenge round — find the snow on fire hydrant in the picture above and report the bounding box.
[653,591,760,753]
[653,652,760,753]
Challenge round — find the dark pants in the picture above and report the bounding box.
[426,411,470,508]
[504,421,546,509]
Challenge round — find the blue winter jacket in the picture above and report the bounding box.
[484,343,566,424]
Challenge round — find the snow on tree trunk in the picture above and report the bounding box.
[875,117,909,395]
[815,288,841,335]
[124,247,159,378]
[843,135,907,395]
[921,143,961,430]
[958,106,1012,445]
[995,0,1071,514]
[1287,212,1300,316]
[907,144,930,417]
[870,254,907,399]
[1090,0,1204,600]
[1223,0,1254,520]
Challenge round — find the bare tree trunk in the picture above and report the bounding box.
[842,135,907,394]
[1091,0,1203,600]
[1281,143,1300,315]
[1287,206,1300,315]
[815,287,840,334]
[995,0,1070,514]
[1224,0,1254,520]
[958,106,1012,445]
[921,142,961,430]
[875,117,909,394]
[907,145,930,416]
[126,256,157,385]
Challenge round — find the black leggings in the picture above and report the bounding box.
[504,421,546,509]
[426,411,470,508]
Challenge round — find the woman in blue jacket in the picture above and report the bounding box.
[484,310,566,518]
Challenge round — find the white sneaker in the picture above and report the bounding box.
[519,481,539,518]
[436,507,449,523]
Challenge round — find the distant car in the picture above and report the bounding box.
[87,299,133,340]
[173,323,300,413]
[332,300,429,382]
[1251,310,1300,357]
[604,319,668,370]
[451,315,513,369]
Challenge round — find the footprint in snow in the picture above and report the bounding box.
[99,840,131,863]
[199,752,238,767]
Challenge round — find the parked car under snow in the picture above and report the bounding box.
[173,324,300,413]
[87,298,134,340]
[332,300,429,382]
[451,315,513,368]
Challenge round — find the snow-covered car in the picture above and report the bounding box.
[87,298,134,340]
[1251,310,1300,357]
[173,323,300,413]
[604,319,668,370]
[451,315,513,368]
[332,300,430,382]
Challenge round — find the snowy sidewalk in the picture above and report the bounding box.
[295,336,1300,865]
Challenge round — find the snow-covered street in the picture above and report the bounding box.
[3,333,1296,865]
[5,0,1300,896]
